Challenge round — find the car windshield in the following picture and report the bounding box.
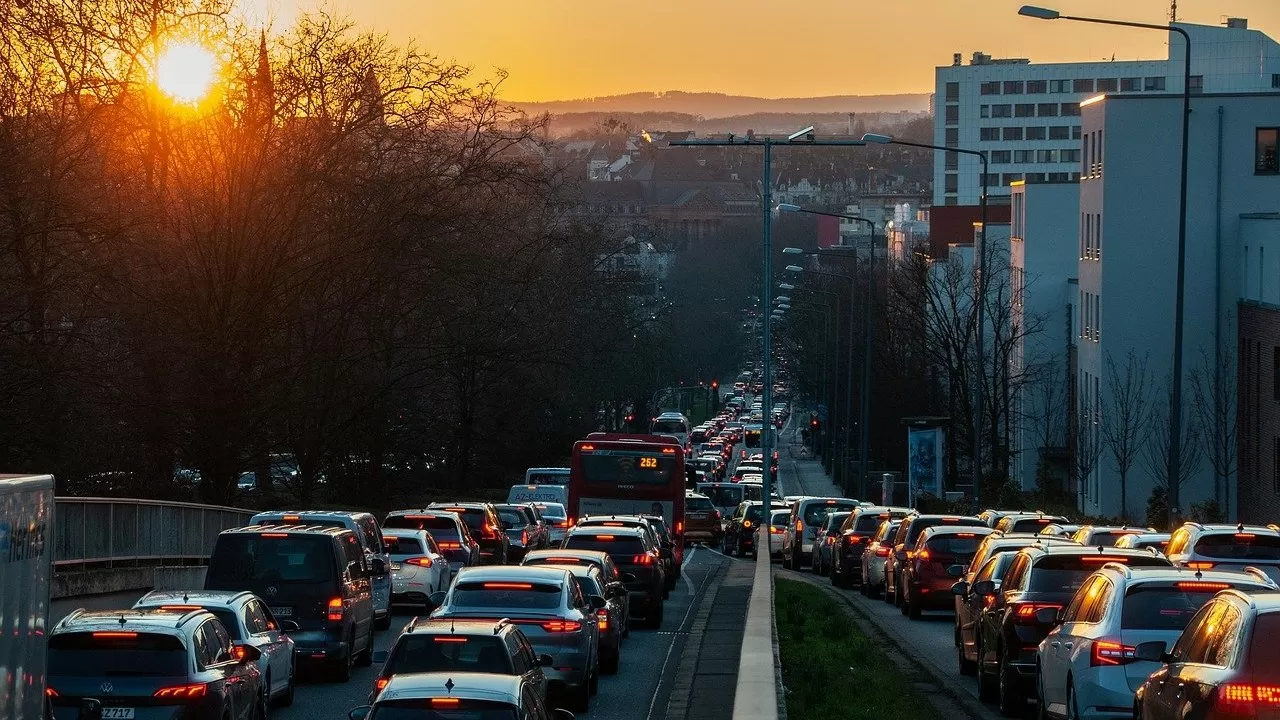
[206,534,334,585]
[369,700,519,720]
[1008,517,1064,533]
[651,419,687,434]
[386,635,513,675]
[1121,585,1241,630]
[1027,555,1170,593]
[686,496,715,512]
[803,502,858,526]
[450,581,563,610]
[1192,534,1280,560]
[825,513,851,530]
[48,632,188,676]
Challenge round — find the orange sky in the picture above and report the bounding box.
[236,0,1280,101]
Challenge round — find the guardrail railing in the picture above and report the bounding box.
[53,497,254,568]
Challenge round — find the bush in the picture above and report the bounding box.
[1145,486,1170,531]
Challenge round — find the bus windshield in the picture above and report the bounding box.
[579,452,678,486]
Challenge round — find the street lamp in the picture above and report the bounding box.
[1018,3,1194,530]
[785,265,804,273]
[779,283,796,291]
[864,131,989,503]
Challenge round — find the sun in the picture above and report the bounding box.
[155,41,218,104]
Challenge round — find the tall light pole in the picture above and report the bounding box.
[863,132,989,505]
[1018,3,1193,530]
[671,130,866,517]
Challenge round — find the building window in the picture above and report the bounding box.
[1004,80,1025,94]
[945,104,960,124]
[1120,77,1141,92]
[1096,78,1118,92]
[945,127,959,146]
[983,172,1000,186]
[945,153,958,170]
[1080,212,1086,258]
[1025,126,1047,140]
[980,104,990,118]
[1060,149,1081,162]
[1095,129,1104,175]
[1072,126,1083,140]
[1049,126,1070,140]
[980,127,1000,141]
[944,196,957,206]
[945,81,960,101]
[1049,79,1070,93]
[1037,103,1059,117]
[1002,126,1024,141]
[1061,102,1081,116]
[1024,173,1046,183]
[1274,73,1280,89]
[1037,149,1058,163]
[991,150,1012,164]
[1256,128,1279,174]
[1003,173,1024,185]
[1095,213,1102,258]
[991,104,1013,118]
[1027,80,1047,94]
[1047,171,1070,182]
[1188,75,1204,94]
[1014,149,1034,163]
[1144,76,1167,91]
[944,173,958,193]
[1073,78,1095,93]
[981,81,1001,95]
[1015,103,1036,117]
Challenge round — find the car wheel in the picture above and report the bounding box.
[589,665,599,695]
[907,590,922,619]
[900,586,911,616]
[374,612,391,631]
[649,604,665,629]
[883,580,895,604]
[602,650,620,674]
[333,641,353,683]
[277,664,295,707]
[1066,681,1080,720]
[782,547,792,569]
[997,651,1024,717]
[253,689,267,720]
[572,680,590,713]
[977,641,997,702]
[354,629,374,667]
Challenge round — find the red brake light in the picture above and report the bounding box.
[676,521,683,534]
[596,609,609,630]
[45,688,57,697]
[601,522,625,527]
[375,678,390,692]
[91,632,137,638]
[1091,640,1137,666]
[261,532,289,538]
[432,698,461,708]
[437,541,462,549]
[631,553,654,565]
[482,582,533,590]
[282,514,301,522]
[433,636,469,643]
[595,535,616,540]
[327,597,344,622]
[915,549,931,561]
[542,620,582,632]
[955,533,975,538]
[544,557,584,564]
[580,444,595,451]
[662,447,676,454]
[795,520,803,532]
[154,683,208,699]
[1174,581,1230,591]
[1235,533,1257,539]
[1013,603,1061,624]
[875,546,890,557]
[1082,555,1124,563]
[404,557,433,567]
[1217,684,1280,711]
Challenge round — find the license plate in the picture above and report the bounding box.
[391,562,402,571]
[101,709,135,719]
[270,606,292,617]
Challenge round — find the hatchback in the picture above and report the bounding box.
[383,510,482,574]
[1163,522,1280,583]
[381,528,452,609]
[521,548,630,633]
[723,501,788,558]
[563,527,665,628]
[494,504,551,562]
[349,671,574,720]
[886,514,987,608]
[994,513,1071,534]
[428,502,511,565]
[901,525,994,618]
[684,492,723,545]
[1113,532,1171,553]
[532,502,572,544]
[48,608,265,720]
[834,507,911,588]
[1070,526,1156,547]
[559,564,626,673]
[1038,565,1276,720]
[859,519,904,598]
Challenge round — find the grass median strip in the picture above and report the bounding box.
[776,578,942,720]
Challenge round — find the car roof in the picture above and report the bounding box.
[383,527,434,537]
[523,549,611,564]
[454,566,572,584]
[1099,565,1278,587]
[222,524,348,537]
[921,525,994,538]
[377,672,524,704]
[402,618,517,635]
[387,509,462,519]
[1181,523,1280,536]
[429,502,493,510]
[251,509,373,521]
[566,526,647,539]
[54,608,209,636]
[1021,544,1163,560]
[135,590,256,608]
[685,492,710,499]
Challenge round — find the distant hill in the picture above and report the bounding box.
[509,91,930,118]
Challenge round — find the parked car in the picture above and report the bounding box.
[381,528,452,609]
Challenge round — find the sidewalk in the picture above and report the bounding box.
[780,443,844,499]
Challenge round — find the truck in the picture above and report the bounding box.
[0,474,55,720]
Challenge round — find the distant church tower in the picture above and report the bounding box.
[246,31,273,128]
[359,67,384,124]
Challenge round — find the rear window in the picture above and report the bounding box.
[1121,584,1252,630]
[1247,612,1280,670]
[438,508,487,531]
[386,634,513,676]
[384,515,460,535]
[745,505,783,523]
[686,496,715,512]
[690,430,709,443]
[533,504,566,520]
[386,537,424,554]
[1086,530,1144,547]
[368,699,518,720]
[856,514,889,532]
[564,535,645,558]
[1192,533,1280,561]
[803,501,859,526]
[1009,517,1064,533]
[496,509,527,527]
[451,581,563,610]
[651,419,688,435]
[906,517,986,545]
[771,512,790,528]
[924,534,984,555]
[49,632,188,676]
[207,533,335,585]
[1027,554,1170,593]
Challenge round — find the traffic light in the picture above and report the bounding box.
[811,417,821,432]
[711,379,719,390]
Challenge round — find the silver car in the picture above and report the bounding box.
[859,519,903,598]
[533,502,571,544]
[428,565,603,712]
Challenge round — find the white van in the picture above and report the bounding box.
[524,467,570,485]
[507,483,568,507]
[650,412,691,446]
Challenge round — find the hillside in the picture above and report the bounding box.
[510,90,931,118]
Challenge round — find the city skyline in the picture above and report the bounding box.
[235,0,1280,101]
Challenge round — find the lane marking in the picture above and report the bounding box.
[681,546,697,593]
[643,551,719,720]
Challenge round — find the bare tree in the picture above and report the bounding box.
[1024,355,1069,494]
[1101,350,1152,522]
[1074,398,1105,509]
[1141,385,1204,512]
[1190,347,1238,512]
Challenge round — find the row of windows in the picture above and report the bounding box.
[1084,129,1105,179]
[1081,212,1102,260]
[988,149,1081,164]
[979,125,1080,141]
[1080,290,1101,342]
[975,76,1171,96]
[1078,368,1102,498]
[978,102,1080,119]
[943,171,1082,191]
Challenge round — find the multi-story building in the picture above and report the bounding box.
[934,18,1280,207]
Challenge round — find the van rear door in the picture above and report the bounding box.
[206,532,340,630]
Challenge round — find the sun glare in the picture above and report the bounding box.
[156,42,218,104]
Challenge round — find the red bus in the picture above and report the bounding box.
[569,433,686,561]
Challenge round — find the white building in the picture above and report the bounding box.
[934,19,1280,207]
[1078,90,1280,520]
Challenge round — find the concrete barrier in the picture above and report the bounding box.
[51,565,209,600]
[731,528,780,720]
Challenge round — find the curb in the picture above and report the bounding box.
[664,559,729,720]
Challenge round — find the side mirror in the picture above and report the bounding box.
[589,595,607,610]
[279,620,300,633]
[428,591,447,608]
[1034,606,1062,626]
[372,650,389,664]
[538,653,555,667]
[551,710,576,720]
[1133,641,1169,663]
[947,564,965,578]
[370,557,388,575]
[608,582,627,598]
[951,581,969,596]
[972,580,997,597]
[233,644,262,664]
[349,706,372,720]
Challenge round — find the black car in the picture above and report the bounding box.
[205,524,377,680]
[968,544,1170,715]
[48,608,265,720]
[564,526,666,628]
[885,514,987,608]
[722,501,787,558]
[429,502,511,564]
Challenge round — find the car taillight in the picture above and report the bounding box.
[404,557,433,567]
[327,597,344,622]
[375,677,390,693]
[521,530,529,545]
[712,510,722,521]
[1090,640,1138,666]
[437,541,461,549]
[676,521,683,534]
[795,520,803,533]
[482,523,500,540]
[1013,603,1061,624]
[1217,684,1280,712]
[154,683,207,699]
[632,554,654,565]
[1186,561,1216,571]
[826,536,836,545]
[596,609,609,630]
[770,527,784,534]
[915,549,932,561]
[742,520,752,529]
[45,688,57,698]
[542,621,582,632]
[875,546,890,557]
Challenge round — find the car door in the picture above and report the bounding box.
[247,600,286,696]
[1043,575,1103,711]
[1146,600,1222,719]
[341,533,374,649]
[960,556,1001,659]
[205,619,252,719]
[983,554,1028,671]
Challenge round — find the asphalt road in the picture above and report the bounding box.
[50,546,730,720]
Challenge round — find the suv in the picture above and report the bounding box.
[577,515,674,593]
[428,566,603,712]
[684,492,723,545]
[428,502,510,564]
[369,618,550,702]
[383,510,481,574]
[1069,525,1156,547]
[697,482,745,519]
[1113,532,1171,552]
[133,590,298,708]
[994,513,1071,534]
[782,497,861,570]
[1038,565,1276,720]
[494,504,550,562]
[350,671,574,720]
[723,501,788,558]
[833,507,911,588]
[969,544,1172,715]
[886,514,987,608]
[249,510,393,630]
[205,524,376,680]
[1163,522,1280,583]
[901,525,994,619]
[564,526,665,628]
[47,608,265,720]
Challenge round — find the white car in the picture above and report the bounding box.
[382,528,452,608]
[533,501,571,543]
[768,510,790,557]
[1036,564,1276,720]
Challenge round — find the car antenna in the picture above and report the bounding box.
[119,614,127,627]
[182,591,189,603]
[445,678,455,694]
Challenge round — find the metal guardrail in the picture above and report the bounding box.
[53,497,254,568]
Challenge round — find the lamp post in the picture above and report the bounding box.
[671,130,867,516]
[863,132,989,504]
[1017,4,1193,532]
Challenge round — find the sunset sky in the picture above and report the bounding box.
[236,0,1280,101]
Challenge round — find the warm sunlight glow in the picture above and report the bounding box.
[155,42,218,104]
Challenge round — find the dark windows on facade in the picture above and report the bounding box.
[1025,127,1046,140]
[944,173,959,193]
[1096,78,1118,92]
[991,104,1013,118]
[980,127,1000,141]
[980,81,1001,95]
[1049,79,1070,93]
[1189,75,1204,94]
[945,81,960,101]
[1002,126,1024,141]
[1004,80,1025,94]
[945,152,958,170]
[1015,103,1036,117]
[1061,102,1081,116]
[1038,103,1059,117]
[1256,128,1279,174]
[1027,80,1047,94]
[1144,76,1167,91]
[1121,77,1141,92]
[945,127,959,146]
[1073,78,1095,93]
[991,150,1012,164]
[1048,125,1070,140]
[945,104,960,124]
[1014,150,1034,163]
